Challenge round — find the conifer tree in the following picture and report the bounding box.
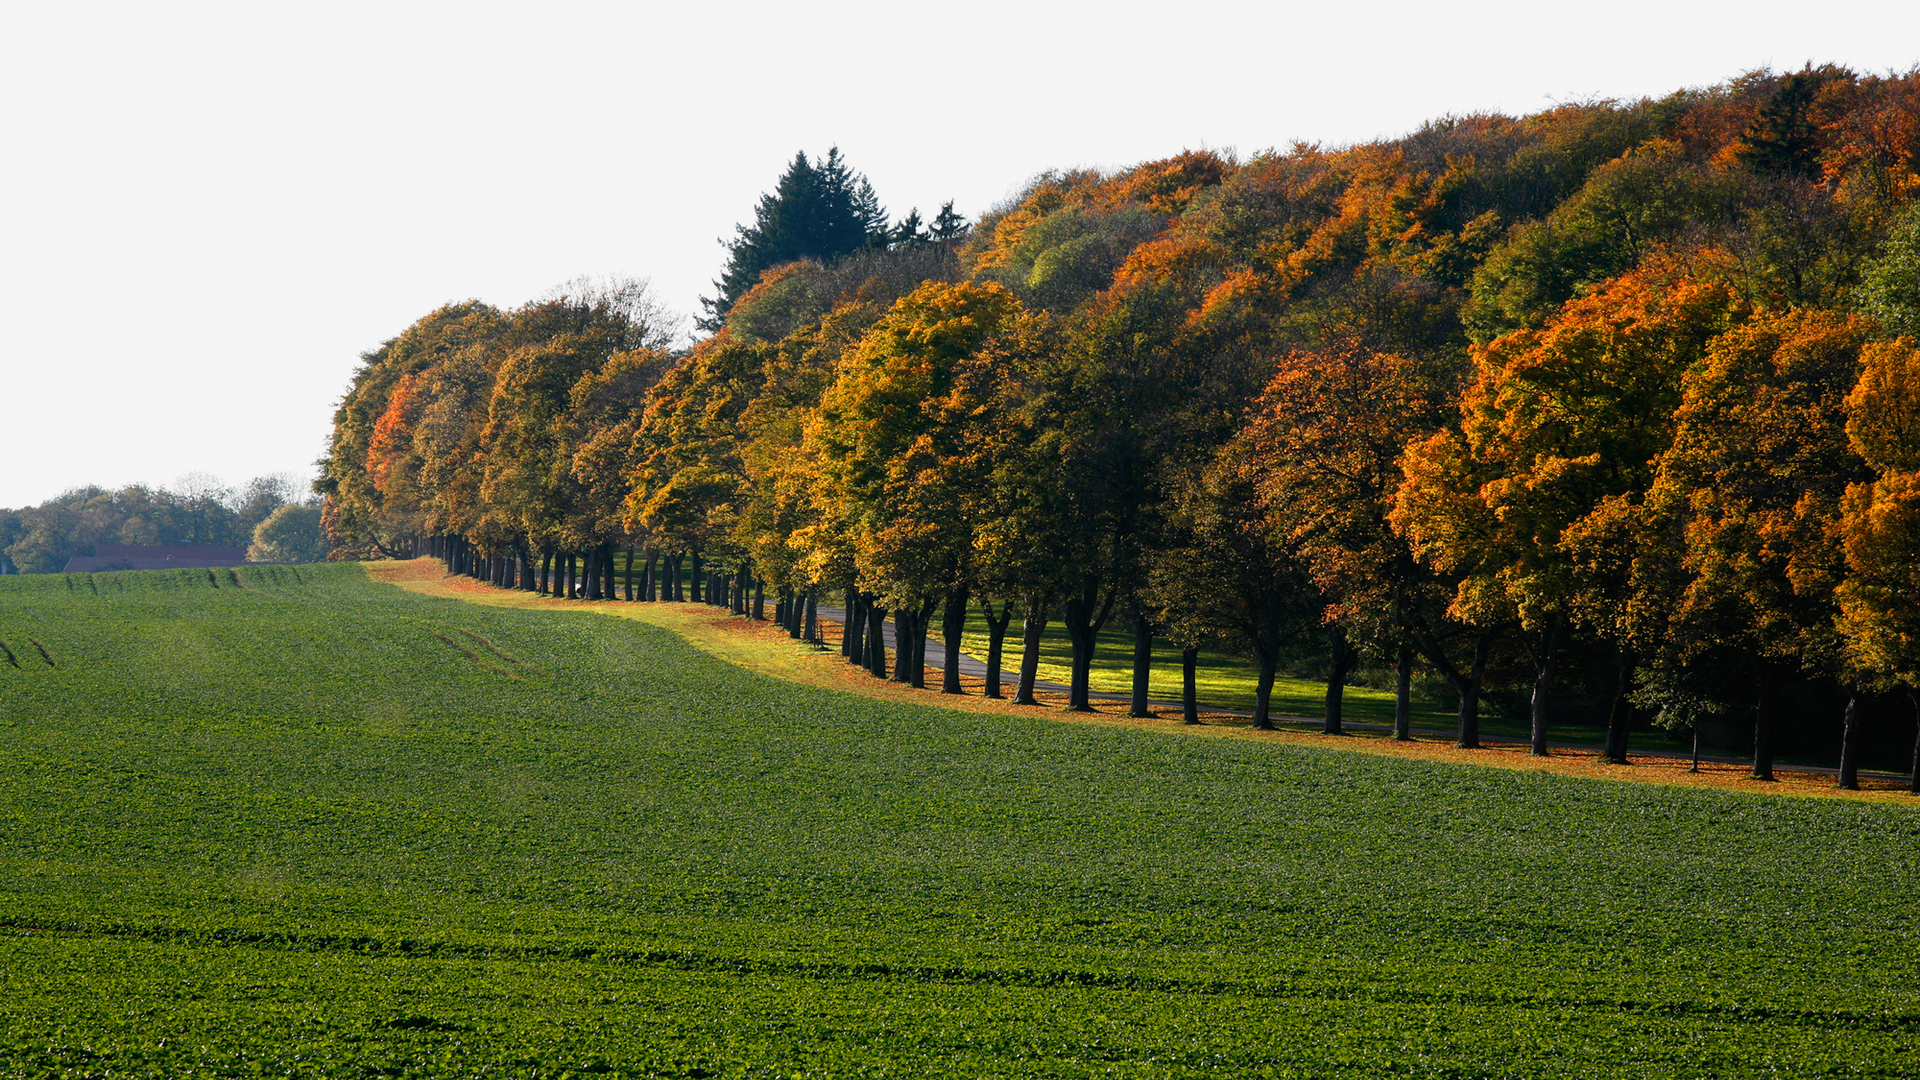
[700,147,889,330]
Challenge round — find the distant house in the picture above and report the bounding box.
[62,544,256,573]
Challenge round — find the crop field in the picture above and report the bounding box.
[1,564,1917,1077]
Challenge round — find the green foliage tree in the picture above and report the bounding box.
[248,504,327,564]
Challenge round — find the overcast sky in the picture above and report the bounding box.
[2,1,1916,509]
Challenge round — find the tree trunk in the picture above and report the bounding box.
[843,589,859,660]
[1910,691,1919,796]
[1838,676,1862,791]
[1182,646,1199,724]
[848,592,868,667]
[734,565,749,615]
[1753,673,1777,781]
[1128,614,1154,718]
[519,540,537,591]
[866,601,890,679]
[1691,725,1701,773]
[1457,633,1489,749]
[1604,650,1633,764]
[752,577,764,620]
[982,598,1010,700]
[623,546,635,600]
[789,588,805,639]
[893,608,915,684]
[565,553,578,597]
[538,548,553,595]
[689,553,703,603]
[641,549,656,601]
[1528,616,1560,757]
[1015,592,1050,705]
[1252,642,1279,731]
[1324,626,1355,736]
[941,586,969,694]
[1394,646,1413,741]
[805,588,819,644]
[1062,581,1115,712]
[910,597,938,690]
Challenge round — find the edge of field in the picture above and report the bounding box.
[364,559,1918,806]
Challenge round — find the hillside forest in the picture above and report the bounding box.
[299,66,1920,784]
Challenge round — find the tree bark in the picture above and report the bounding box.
[1753,672,1777,781]
[844,588,867,664]
[982,598,1011,700]
[910,596,938,690]
[623,546,635,600]
[866,601,890,679]
[1603,649,1634,765]
[1324,626,1355,736]
[734,565,749,615]
[892,608,915,684]
[1838,676,1862,791]
[1457,633,1490,749]
[1128,614,1154,718]
[519,540,537,591]
[1528,616,1560,757]
[843,589,860,661]
[752,577,764,620]
[1062,580,1116,712]
[805,588,819,644]
[1910,691,1919,796]
[689,552,703,603]
[1182,646,1200,724]
[941,586,969,694]
[642,549,657,601]
[1252,641,1280,731]
[1394,646,1413,741]
[539,548,553,596]
[789,588,805,639]
[1015,591,1051,705]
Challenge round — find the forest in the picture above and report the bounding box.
[317,66,1920,787]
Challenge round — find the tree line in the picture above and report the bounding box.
[0,474,321,573]
[321,66,1920,789]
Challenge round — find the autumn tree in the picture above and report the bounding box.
[1638,310,1872,781]
[1836,336,1920,791]
[1396,260,1751,758]
[1232,344,1447,737]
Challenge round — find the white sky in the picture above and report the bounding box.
[2,0,1916,509]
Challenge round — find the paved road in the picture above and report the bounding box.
[806,603,1915,785]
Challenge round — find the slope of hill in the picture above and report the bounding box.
[1,564,1915,1076]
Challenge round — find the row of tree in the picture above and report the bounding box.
[322,66,1920,788]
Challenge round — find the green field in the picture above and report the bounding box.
[1,565,1916,1077]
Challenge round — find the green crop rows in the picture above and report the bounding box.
[1,564,1916,1077]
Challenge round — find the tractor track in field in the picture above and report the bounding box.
[4,918,1916,1034]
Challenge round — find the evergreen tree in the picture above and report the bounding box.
[700,147,889,330]
[931,200,971,242]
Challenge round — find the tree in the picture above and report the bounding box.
[701,148,889,330]
[1638,309,1872,781]
[1858,202,1920,339]
[1397,261,1750,758]
[1836,336,1920,791]
[808,281,1027,691]
[1247,343,1459,741]
[249,504,327,564]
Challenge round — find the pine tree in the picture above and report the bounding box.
[700,147,888,330]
